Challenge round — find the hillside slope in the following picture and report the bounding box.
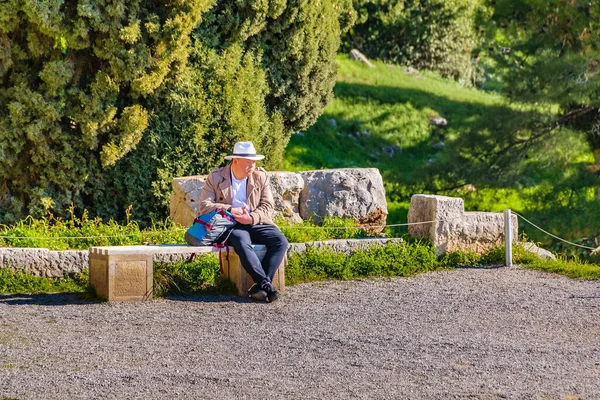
[284,55,599,258]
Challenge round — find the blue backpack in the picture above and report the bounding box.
[185,208,237,246]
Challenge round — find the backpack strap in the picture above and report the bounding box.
[194,217,213,231]
[217,208,236,223]
[216,244,231,275]
[226,245,230,276]
[218,247,224,274]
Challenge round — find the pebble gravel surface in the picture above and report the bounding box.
[0,266,599,399]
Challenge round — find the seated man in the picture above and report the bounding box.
[198,141,288,302]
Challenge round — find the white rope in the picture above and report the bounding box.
[0,220,438,240]
[0,234,140,240]
[279,220,436,229]
[0,229,187,240]
[512,211,596,251]
[5,212,592,253]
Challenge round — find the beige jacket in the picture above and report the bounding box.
[198,165,275,226]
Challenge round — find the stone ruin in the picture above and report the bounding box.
[1,171,557,277]
[408,194,517,255]
[170,168,389,232]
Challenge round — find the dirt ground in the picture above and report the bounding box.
[1,266,599,399]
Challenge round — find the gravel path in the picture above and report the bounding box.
[0,265,599,399]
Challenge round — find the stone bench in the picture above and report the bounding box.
[89,244,285,301]
[218,246,286,297]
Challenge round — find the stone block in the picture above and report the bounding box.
[170,168,388,229]
[89,249,153,301]
[407,194,518,255]
[47,250,88,277]
[0,247,50,276]
[170,175,207,228]
[288,238,403,256]
[268,171,304,223]
[407,194,464,243]
[88,245,213,301]
[219,245,285,296]
[298,168,388,232]
[520,242,556,260]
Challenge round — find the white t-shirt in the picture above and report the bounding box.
[231,171,249,211]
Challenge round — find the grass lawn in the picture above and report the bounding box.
[284,55,600,260]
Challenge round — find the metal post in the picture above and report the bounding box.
[504,209,512,267]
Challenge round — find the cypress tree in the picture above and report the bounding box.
[0,0,208,221]
[0,0,354,224]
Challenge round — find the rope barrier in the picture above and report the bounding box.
[279,220,436,229]
[0,233,138,240]
[0,220,438,241]
[0,212,595,254]
[0,229,187,240]
[511,211,596,251]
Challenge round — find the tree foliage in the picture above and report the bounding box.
[343,0,488,82]
[481,0,600,153]
[195,0,355,132]
[485,0,600,104]
[0,0,353,224]
[0,0,208,221]
[424,0,600,216]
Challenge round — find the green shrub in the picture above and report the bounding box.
[350,240,438,277]
[0,0,207,223]
[0,268,88,295]
[152,255,238,298]
[0,0,353,226]
[478,246,505,265]
[277,216,373,243]
[439,250,481,268]
[195,0,355,133]
[343,0,489,83]
[0,207,185,250]
[286,246,348,284]
[286,240,440,285]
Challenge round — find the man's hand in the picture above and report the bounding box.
[231,207,253,225]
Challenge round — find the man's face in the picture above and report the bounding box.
[232,158,256,178]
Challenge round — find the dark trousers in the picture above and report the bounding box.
[226,224,289,288]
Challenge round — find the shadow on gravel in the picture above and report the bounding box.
[452,264,506,270]
[0,293,95,306]
[0,293,275,305]
[166,294,264,304]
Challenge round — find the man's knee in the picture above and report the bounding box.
[277,234,288,249]
[271,230,288,251]
[227,229,251,247]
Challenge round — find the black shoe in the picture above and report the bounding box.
[263,282,282,303]
[268,290,282,303]
[247,284,267,302]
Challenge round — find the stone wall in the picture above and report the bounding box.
[0,239,402,277]
[170,168,388,231]
[0,193,552,277]
[0,248,89,278]
[407,194,518,255]
[288,238,402,256]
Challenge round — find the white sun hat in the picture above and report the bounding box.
[224,141,265,161]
